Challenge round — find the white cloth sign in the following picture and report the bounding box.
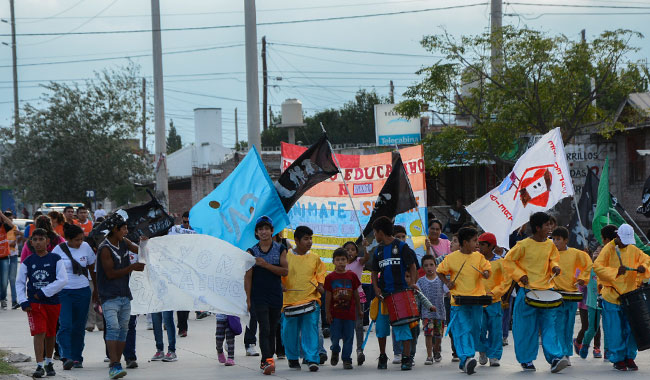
[466,128,575,248]
[130,234,255,323]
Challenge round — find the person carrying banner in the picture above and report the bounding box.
[281,226,326,372]
[168,211,196,338]
[503,212,568,373]
[244,216,288,375]
[550,226,592,364]
[370,216,419,371]
[593,223,650,371]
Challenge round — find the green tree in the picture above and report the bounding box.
[0,64,150,203]
[395,27,648,173]
[166,120,182,153]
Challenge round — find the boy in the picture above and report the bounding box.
[281,226,326,372]
[551,226,592,363]
[477,232,510,367]
[417,255,448,364]
[15,228,68,378]
[437,227,491,375]
[405,269,436,367]
[325,248,363,370]
[593,223,650,371]
[73,206,93,236]
[503,212,567,373]
[371,216,418,371]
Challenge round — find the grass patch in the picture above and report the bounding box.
[0,350,20,375]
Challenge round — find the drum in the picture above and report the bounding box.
[384,290,420,326]
[620,286,650,351]
[284,301,317,318]
[525,290,563,309]
[454,295,493,306]
[559,291,583,302]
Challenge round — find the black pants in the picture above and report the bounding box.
[275,322,284,356]
[244,307,258,348]
[253,304,282,362]
[177,311,189,332]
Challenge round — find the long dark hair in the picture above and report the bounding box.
[35,215,59,241]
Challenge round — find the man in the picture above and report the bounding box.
[94,204,107,221]
[73,206,93,237]
[167,211,197,338]
[0,210,16,310]
[63,206,76,226]
[24,211,43,239]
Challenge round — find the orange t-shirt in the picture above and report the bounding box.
[74,219,93,236]
[0,225,8,258]
[54,224,64,238]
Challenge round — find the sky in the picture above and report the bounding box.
[0,0,649,150]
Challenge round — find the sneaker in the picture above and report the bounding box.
[343,360,353,369]
[126,360,138,369]
[308,362,319,372]
[1,300,6,310]
[151,351,165,361]
[262,358,275,375]
[566,356,571,366]
[464,358,477,375]
[425,356,433,365]
[109,365,127,379]
[401,356,412,371]
[479,352,487,365]
[323,327,331,338]
[147,322,153,330]
[392,356,402,364]
[104,357,110,363]
[196,311,209,320]
[319,352,327,364]
[179,330,187,338]
[63,359,75,370]
[521,362,536,371]
[434,352,442,362]
[218,352,226,364]
[246,345,260,357]
[225,358,235,366]
[288,359,301,370]
[276,354,286,360]
[489,358,500,367]
[613,361,627,371]
[377,354,388,370]
[593,348,602,358]
[626,359,638,371]
[73,361,83,368]
[53,353,60,361]
[573,338,581,355]
[551,357,568,373]
[579,345,589,359]
[331,351,339,366]
[356,351,365,366]
[502,337,508,346]
[33,365,45,378]
[11,302,20,309]
[452,354,460,362]
[162,352,178,362]
[45,362,56,376]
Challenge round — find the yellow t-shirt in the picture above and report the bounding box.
[554,247,592,292]
[593,241,650,305]
[503,238,559,290]
[437,250,491,306]
[482,258,511,303]
[282,249,327,309]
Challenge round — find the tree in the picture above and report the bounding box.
[166,120,182,154]
[0,63,150,203]
[234,140,248,151]
[395,27,649,173]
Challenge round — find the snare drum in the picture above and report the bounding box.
[453,295,493,306]
[620,286,650,351]
[525,290,563,309]
[284,301,317,318]
[384,290,420,326]
[559,291,583,302]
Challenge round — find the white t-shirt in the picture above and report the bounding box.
[168,225,196,235]
[52,242,96,289]
[94,209,107,220]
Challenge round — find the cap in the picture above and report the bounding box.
[478,232,497,247]
[255,215,273,230]
[617,224,635,245]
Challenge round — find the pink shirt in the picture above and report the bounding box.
[20,234,65,262]
[346,257,365,296]
[430,238,451,257]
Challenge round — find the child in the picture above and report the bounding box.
[16,228,68,378]
[417,255,448,364]
[216,314,237,366]
[343,241,370,366]
[405,269,436,367]
[437,227,491,375]
[551,226,592,364]
[325,248,363,370]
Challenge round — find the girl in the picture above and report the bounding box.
[343,240,370,366]
[21,215,65,262]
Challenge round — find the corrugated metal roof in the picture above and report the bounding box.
[628,92,650,116]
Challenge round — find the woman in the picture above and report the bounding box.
[21,215,65,262]
[49,211,65,238]
[52,224,96,370]
[425,219,451,259]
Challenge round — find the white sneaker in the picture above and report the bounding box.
[479,352,487,365]
[424,357,433,365]
[489,358,500,367]
[246,345,260,356]
[392,357,401,364]
[566,356,571,366]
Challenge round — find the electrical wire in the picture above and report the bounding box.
[269,42,435,58]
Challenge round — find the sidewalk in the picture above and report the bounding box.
[1,307,648,380]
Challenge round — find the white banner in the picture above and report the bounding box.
[130,235,255,323]
[466,128,575,248]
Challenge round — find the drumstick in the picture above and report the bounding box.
[470,264,484,276]
[452,261,467,283]
[285,289,306,292]
[547,272,558,284]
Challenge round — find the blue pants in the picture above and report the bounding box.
[502,294,514,339]
[450,305,482,368]
[152,311,176,352]
[556,300,578,357]
[512,290,562,364]
[330,319,355,361]
[57,287,91,362]
[123,315,138,361]
[0,257,8,301]
[602,300,637,363]
[283,304,320,363]
[478,302,503,360]
[391,325,419,357]
[102,297,130,342]
[8,255,18,303]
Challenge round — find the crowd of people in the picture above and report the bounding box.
[1,204,650,379]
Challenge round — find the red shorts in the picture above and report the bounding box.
[27,303,61,337]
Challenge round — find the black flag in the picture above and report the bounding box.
[357,152,417,244]
[275,133,339,212]
[568,169,599,251]
[637,174,650,217]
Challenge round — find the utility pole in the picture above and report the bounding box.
[151,0,168,207]
[269,106,273,126]
[389,80,395,103]
[9,0,19,140]
[235,107,239,149]
[581,29,586,43]
[490,0,502,78]
[244,0,261,151]
[142,78,147,154]
[262,36,268,131]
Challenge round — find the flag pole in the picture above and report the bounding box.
[621,208,650,245]
[572,196,589,248]
[394,143,427,236]
[320,123,364,234]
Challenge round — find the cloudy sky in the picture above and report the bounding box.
[0,0,648,149]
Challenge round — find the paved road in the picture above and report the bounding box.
[1,307,649,379]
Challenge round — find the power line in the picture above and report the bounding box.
[505,2,650,8]
[505,11,650,18]
[19,0,88,24]
[269,46,426,67]
[269,42,436,58]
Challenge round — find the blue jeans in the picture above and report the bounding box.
[152,311,176,352]
[0,258,8,301]
[123,315,138,360]
[330,319,355,361]
[102,297,131,342]
[478,302,503,360]
[57,287,91,362]
[283,304,320,363]
[8,256,17,303]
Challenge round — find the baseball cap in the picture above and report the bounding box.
[617,224,635,245]
[255,215,273,229]
[478,232,497,247]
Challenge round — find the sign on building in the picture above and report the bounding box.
[374,104,421,146]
